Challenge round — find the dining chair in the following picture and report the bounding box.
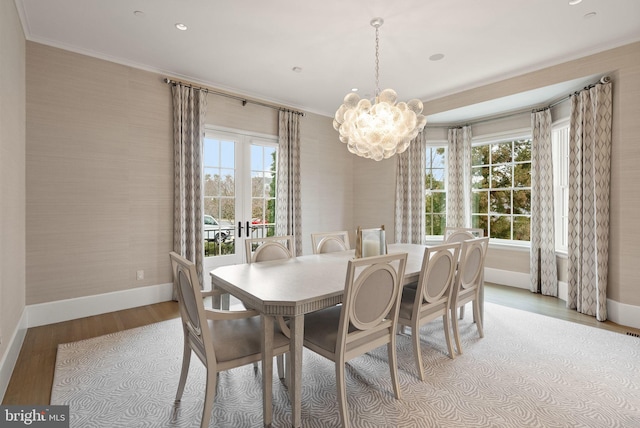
[245,235,295,262]
[311,230,350,254]
[443,227,485,321]
[169,252,290,428]
[450,237,489,355]
[397,242,461,380]
[244,235,295,377]
[443,227,484,243]
[302,252,408,428]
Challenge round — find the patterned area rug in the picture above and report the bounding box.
[51,303,640,427]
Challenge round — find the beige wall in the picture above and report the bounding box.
[25,41,354,305]
[0,0,26,367]
[355,42,640,307]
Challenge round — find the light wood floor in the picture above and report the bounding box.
[3,283,639,405]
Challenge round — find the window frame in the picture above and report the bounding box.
[470,129,532,246]
[551,119,570,254]
[424,141,448,240]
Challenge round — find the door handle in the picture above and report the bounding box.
[238,221,243,237]
[246,221,250,238]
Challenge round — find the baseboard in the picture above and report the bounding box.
[485,268,640,330]
[484,267,531,290]
[0,309,28,402]
[26,283,174,328]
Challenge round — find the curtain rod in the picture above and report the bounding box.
[164,77,305,117]
[432,75,610,129]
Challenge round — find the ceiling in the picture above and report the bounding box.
[15,0,640,124]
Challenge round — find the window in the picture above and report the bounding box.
[425,145,447,236]
[471,138,531,241]
[552,122,569,252]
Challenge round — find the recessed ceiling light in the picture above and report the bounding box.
[133,10,145,17]
[584,11,597,19]
[568,0,582,5]
[429,53,445,61]
[351,88,358,92]
[292,66,302,73]
[175,23,188,31]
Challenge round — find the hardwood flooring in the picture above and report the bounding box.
[3,284,639,405]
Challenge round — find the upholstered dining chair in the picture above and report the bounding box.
[450,237,489,355]
[397,242,461,380]
[444,227,485,321]
[244,235,295,376]
[169,252,290,428]
[443,227,483,243]
[311,230,350,254]
[245,235,295,263]
[302,252,407,428]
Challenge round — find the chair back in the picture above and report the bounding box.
[311,231,350,254]
[444,227,484,243]
[169,252,214,364]
[417,242,461,305]
[338,252,407,357]
[245,235,294,263]
[456,237,489,292]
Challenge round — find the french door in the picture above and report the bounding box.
[202,127,278,272]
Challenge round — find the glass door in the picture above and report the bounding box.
[202,128,278,271]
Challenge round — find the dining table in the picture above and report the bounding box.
[209,243,481,427]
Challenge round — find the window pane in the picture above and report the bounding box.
[203,169,219,197]
[203,138,220,167]
[433,148,446,168]
[513,162,531,187]
[425,214,433,235]
[432,192,446,213]
[425,145,447,236]
[490,190,511,214]
[220,169,235,197]
[431,168,445,190]
[472,190,488,214]
[514,139,531,162]
[491,141,512,164]
[433,214,446,235]
[513,216,531,241]
[491,164,512,188]
[490,215,511,239]
[513,189,531,215]
[472,215,488,236]
[472,145,489,166]
[472,166,489,189]
[220,140,234,169]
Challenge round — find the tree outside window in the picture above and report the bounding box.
[471,138,531,241]
[425,146,447,236]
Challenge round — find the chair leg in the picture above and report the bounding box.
[410,321,425,381]
[459,304,465,320]
[200,367,217,428]
[442,312,456,359]
[335,359,350,428]
[473,300,484,338]
[276,355,285,380]
[175,343,192,402]
[387,336,402,399]
[452,307,463,355]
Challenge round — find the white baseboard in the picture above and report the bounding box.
[485,268,640,330]
[26,283,174,328]
[0,309,28,402]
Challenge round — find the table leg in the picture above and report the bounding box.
[288,315,304,428]
[261,315,275,427]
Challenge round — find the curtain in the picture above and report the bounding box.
[567,80,612,321]
[394,131,426,244]
[275,111,303,256]
[446,126,472,228]
[530,109,557,296]
[172,85,208,291]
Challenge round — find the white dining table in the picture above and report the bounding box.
[208,243,447,427]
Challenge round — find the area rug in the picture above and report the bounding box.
[51,303,640,427]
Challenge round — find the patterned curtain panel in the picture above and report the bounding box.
[275,111,303,256]
[446,126,472,228]
[394,131,426,244]
[530,109,557,296]
[567,81,612,321]
[172,85,208,291]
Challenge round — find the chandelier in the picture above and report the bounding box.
[333,18,427,161]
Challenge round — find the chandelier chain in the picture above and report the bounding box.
[375,25,380,97]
